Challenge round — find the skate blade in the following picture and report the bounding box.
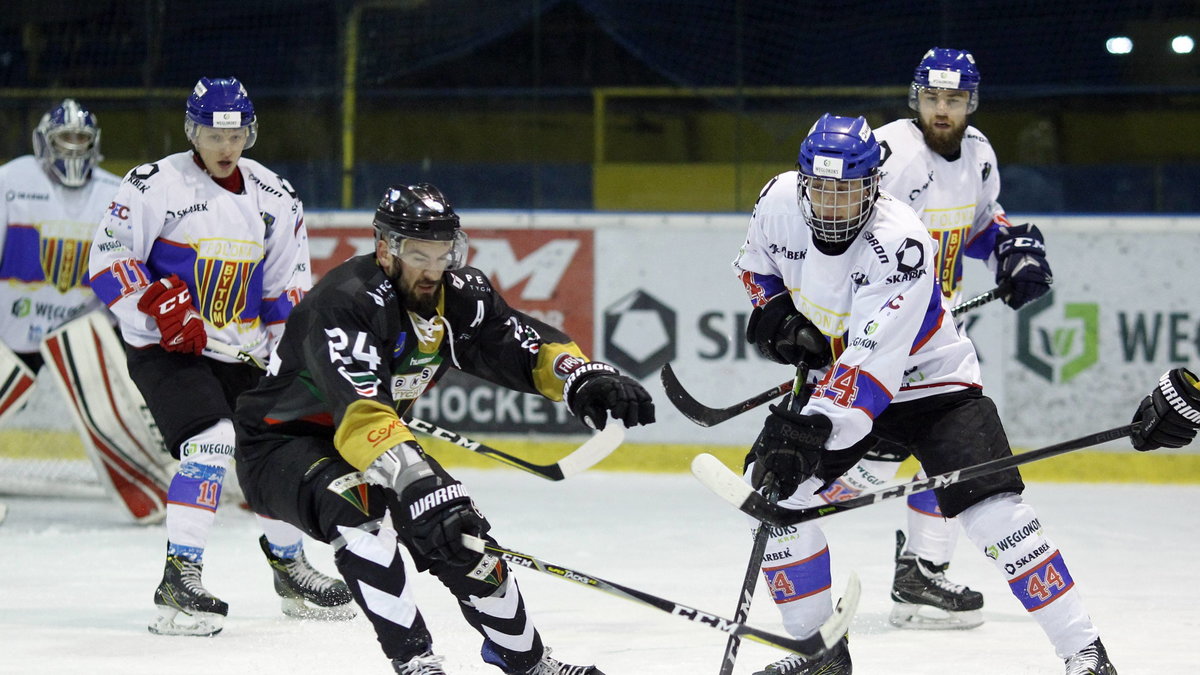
[148,606,225,636]
[280,597,356,621]
[888,603,982,630]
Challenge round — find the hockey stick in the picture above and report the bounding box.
[404,416,624,481]
[691,423,1137,527]
[205,340,624,481]
[463,534,860,660]
[203,340,267,370]
[661,285,1007,427]
[717,365,809,675]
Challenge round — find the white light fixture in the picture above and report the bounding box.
[1106,36,1134,55]
[1171,35,1195,54]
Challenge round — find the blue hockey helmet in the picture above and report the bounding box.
[909,47,980,113]
[795,114,882,245]
[184,77,257,149]
[373,183,468,271]
[32,99,102,187]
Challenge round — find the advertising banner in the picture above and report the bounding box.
[306,213,1200,450]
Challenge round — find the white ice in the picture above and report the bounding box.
[1,470,1194,674]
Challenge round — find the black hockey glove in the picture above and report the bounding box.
[993,223,1052,309]
[746,294,831,370]
[1130,368,1200,452]
[751,405,832,497]
[564,361,655,430]
[366,442,488,565]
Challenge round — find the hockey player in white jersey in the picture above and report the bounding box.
[89,77,353,636]
[805,48,1055,630]
[0,99,119,406]
[734,114,1114,674]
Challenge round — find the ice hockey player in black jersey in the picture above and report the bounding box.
[234,183,654,675]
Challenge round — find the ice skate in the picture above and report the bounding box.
[1064,638,1117,675]
[392,650,448,674]
[484,643,604,675]
[889,530,983,630]
[148,555,228,636]
[259,535,355,620]
[753,635,851,675]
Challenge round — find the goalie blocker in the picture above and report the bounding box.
[39,313,174,523]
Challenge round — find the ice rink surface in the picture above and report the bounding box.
[1,470,1195,674]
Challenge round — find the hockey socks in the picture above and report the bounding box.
[164,420,237,561]
[752,474,836,640]
[958,492,1100,658]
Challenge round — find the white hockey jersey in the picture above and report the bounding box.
[89,152,311,363]
[733,171,982,451]
[873,119,1008,304]
[0,155,121,353]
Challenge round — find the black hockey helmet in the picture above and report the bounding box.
[373,183,460,241]
[373,183,468,270]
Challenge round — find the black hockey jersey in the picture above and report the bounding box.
[235,254,590,471]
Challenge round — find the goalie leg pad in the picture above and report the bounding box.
[0,341,37,427]
[39,314,172,523]
[959,493,1099,659]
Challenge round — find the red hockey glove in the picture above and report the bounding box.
[136,275,207,355]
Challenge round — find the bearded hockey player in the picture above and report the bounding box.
[818,47,1054,631]
[732,113,1114,674]
[233,183,654,674]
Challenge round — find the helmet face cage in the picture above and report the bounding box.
[795,114,882,244]
[33,99,101,187]
[379,228,469,271]
[908,47,980,114]
[184,77,258,150]
[798,174,880,244]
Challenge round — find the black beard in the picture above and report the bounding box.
[920,119,967,158]
[399,280,441,317]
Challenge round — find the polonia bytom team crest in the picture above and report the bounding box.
[192,238,263,328]
[37,220,95,293]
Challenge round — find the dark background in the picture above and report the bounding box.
[2,0,1198,212]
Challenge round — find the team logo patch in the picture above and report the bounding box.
[553,352,587,379]
[193,239,263,328]
[895,238,925,273]
[466,553,506,585]
[37,220,95,292]
[326,472,371,515]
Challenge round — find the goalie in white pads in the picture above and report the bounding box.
[88,77,352,636]
[732,114,1113,674]
[0,99,161,517]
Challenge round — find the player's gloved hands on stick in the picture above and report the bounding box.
[1130,368,1200,451]
[751,404,832,496]
[993,223,1052,309]
[564,361,655,430]
[366,441,488,564]
[746,293,831,369]
[136,274,207,355]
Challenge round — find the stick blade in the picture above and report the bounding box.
[690,453,754,507]
[555,423,626,479]
[821,572,860,648]
[660,363,720,427]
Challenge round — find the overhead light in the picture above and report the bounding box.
[1171,35,1195,54]
[1106,36,1133,55]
